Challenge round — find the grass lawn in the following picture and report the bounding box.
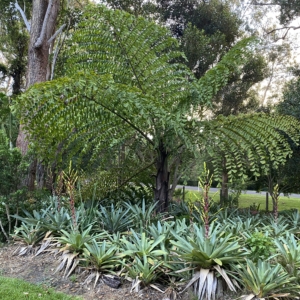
[184,190,300,211]
[0,276,82,300]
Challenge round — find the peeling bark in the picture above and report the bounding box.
[16,0,60,190]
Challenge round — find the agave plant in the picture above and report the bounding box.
[12,222,45,256]
[75,203,98,232]
[222,216,259,236]
[12,208,49,227]
[57,225,97,253]
[97,204,133,233]
[120,230,167,262]
[40,206,71,234]
[124,199,158,229]
[126,256,164,293]
[170,223,245,300]
[83,239,122,287]
[173,218,189,237]
[275,233,300,277]
[54,226,103,277]
[283,209,300,232]
[235,259,300,299]
[261,215,289,238]
[147,220,174,258]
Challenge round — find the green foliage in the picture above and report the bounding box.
[17,5,256,197]
[126,257,163,289]
[78,170,118,201]
[0,130,25,197]
[58,226,95,253]
[235,259,300,299]
[7,195,300,298]
[170,223,244,300]
[203,113,300,182]
[147,220,174,257]
[278,76,300,119]
[245,231,275,262]
[97,204,134,234]
[124,199,157,229]
[12,222,44,247]
[120,230,167,262]
[274,0,300,25]
[0,1,29,95]
[275,233,300,277]
[83,239,121,272]
[170,223,246,269]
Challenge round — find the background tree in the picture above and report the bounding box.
[0,0,30,95]
[271,68,300,195]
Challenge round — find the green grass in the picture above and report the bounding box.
[184,190,300,211]
[0,276,83,300]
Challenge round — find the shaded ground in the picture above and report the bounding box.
[0,244,173,300]
[0,243,239,300]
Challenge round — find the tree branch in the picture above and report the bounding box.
[47,24,66,45]
[90,96,155,146]
[249,0,280,6]
[34,0,54,48]
[15,1,30,32]
[267,25,300,35]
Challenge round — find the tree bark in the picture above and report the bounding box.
[16,0,60,190]
[154,142,170,212]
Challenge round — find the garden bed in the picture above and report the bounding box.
[0,244,167,300]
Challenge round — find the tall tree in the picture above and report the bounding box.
[15,0,61,190]
[17,5,300,211]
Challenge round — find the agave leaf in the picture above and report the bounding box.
[174,266,194,273]
[239,295,256,300]
[149,284,165,293]
[94,271,101,288]
[213,258,222,266]
[197,269,210,299]
[206,271,214,300]
[214,265,236,292]
[131,277,142,293]
[35,238,52,256]
[66,258,80,278]
[270,293,290,298]
[84,272,96,286]
[181,270,203,293]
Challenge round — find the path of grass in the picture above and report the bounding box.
[184,190,300,211]
[0,276,83,300]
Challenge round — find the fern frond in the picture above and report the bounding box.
[66,5,192,109]
[200,113,300,181]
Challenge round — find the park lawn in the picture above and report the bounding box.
[0,276,82,300]
[184,190,300,211]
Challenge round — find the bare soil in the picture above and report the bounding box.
[0,243,184,300]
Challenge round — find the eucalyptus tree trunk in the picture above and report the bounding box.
[154,142,170,212]
[16,0,60,190]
